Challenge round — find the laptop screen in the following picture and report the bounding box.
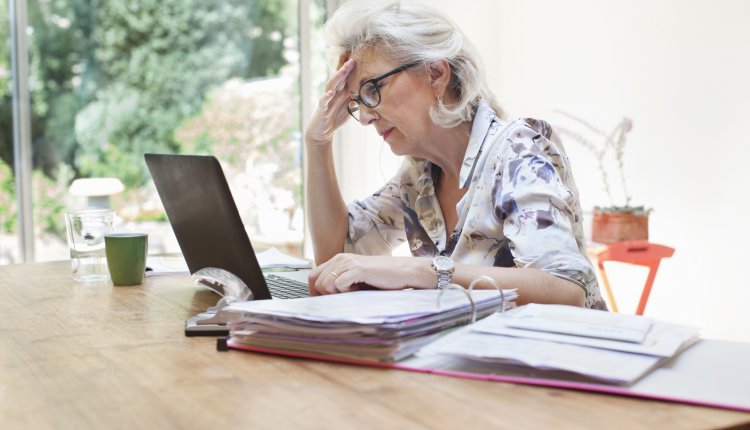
[145,153,275,300]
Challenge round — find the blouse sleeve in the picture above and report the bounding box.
[343,162,409,255]
[492,120,596,292]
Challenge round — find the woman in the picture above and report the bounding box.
[305,0,606,309]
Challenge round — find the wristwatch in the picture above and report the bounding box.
[431,256,455,290]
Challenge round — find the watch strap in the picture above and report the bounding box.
[437,270,452,290]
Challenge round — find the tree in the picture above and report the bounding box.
[0,0,293,239]
[0,0,293,188]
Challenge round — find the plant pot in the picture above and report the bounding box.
[591,208,649,244]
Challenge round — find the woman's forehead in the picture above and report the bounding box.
[348,47,397,85]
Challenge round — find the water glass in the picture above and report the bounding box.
[64,209,115,282]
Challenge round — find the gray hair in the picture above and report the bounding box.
[325,0,503,127]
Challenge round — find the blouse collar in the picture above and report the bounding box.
[459,99,497,189]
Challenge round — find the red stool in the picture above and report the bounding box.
[588,241,675,315]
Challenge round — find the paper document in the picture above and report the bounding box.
[473,313,700,357]
[505,304,654,343]
[225,288,517,362]
[418,304,700,385]
[419,328,662,384]
[145,256,189,277]
[223,289,513,324]
[256,247,311,269]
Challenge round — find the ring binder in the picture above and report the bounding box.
[437,276,507,324]
[436,285,477,323]
[467,276,506,314]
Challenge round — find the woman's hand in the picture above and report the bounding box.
[305,58,357,147]
[308,253,434,296]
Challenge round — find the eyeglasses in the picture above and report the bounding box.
[347,61,420,122]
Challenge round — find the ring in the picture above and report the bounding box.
[330,271,340,279]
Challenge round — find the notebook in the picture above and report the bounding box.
[144,153,310,301]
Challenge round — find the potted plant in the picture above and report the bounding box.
[554,112,650,244]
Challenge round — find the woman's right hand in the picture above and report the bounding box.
[305,58,357,148]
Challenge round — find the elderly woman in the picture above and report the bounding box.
[305,0,606,309]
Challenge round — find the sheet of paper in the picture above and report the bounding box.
[256,247,311,269]
[223,289,515,324]
[144,256,189,277]
[420,328,662,384]
[471,313,700,357]
[504,303,654,343]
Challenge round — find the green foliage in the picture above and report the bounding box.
[134,211,167,223]
[0,158,16,233]
[1,0,296,239]
[0,5,10,100]
[0,0,293,189]
[77,0,293,187]
[32,164,73,235]
[1,4,14,169]
[0,158,72,236]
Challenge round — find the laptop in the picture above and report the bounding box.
[144,153,310,302]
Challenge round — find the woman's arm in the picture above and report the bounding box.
[452,262,585,306]
[305,59,357,264]
[305,143,348,264]
[308,254,585,307]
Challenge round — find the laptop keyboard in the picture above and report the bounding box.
[266,274,309,299]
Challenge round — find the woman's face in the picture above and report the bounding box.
[346,48,439,157]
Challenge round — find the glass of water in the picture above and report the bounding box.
[64,209,115,282]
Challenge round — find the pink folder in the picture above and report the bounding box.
[227,338,750,413]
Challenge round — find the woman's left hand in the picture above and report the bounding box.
[308,253,433,295]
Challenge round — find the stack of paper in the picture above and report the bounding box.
[223,288,517,362]
[419,304,701,385]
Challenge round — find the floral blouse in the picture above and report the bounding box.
[344,100,606,310]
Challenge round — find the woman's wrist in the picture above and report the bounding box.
[407,257,439,289]
[304,130,333,149]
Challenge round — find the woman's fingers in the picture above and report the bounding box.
[308,254,418,296]
[318,90,334,110]
[307,60,356,144]
[337,52,350,69]
[317,268,349,295]
[308,255,355,295]
[325,59,355,93]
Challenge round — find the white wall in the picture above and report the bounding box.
[333,0,750,341]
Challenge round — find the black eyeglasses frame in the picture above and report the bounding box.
[347,60,421,121]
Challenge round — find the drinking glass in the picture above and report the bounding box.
[64,209,115,282]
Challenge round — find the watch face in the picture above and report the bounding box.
[434,256,454,271]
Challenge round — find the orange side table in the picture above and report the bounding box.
[587,241,675,315]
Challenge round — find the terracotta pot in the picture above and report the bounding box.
[591,209,649,244]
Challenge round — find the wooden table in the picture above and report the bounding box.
[1,261,748,429]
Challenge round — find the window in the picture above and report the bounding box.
[0,2,15,264]
[1,0,326,263]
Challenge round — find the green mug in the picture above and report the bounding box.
[104,233,148,286]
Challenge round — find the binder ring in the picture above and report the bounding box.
[436,284,477,324]
[467,275,506,313]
